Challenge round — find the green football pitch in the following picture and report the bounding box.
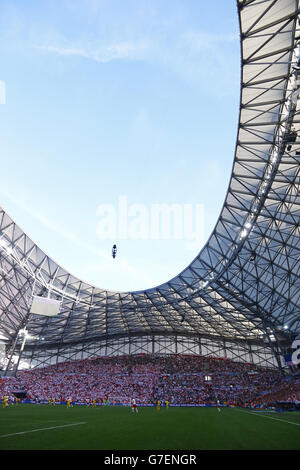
[0,404,299,450]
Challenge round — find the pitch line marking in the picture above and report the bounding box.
[237,409,300,427]
[0,421,86,439]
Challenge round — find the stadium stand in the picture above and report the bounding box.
[1,355,299,407]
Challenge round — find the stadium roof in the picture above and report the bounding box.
[0,0,299,360]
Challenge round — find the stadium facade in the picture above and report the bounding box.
[0,0,299,374]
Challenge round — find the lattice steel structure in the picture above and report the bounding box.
[0,0,299,373]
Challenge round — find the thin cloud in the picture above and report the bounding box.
[181,30,239,49]
[0,189,109,259]
[0,190,153,288]
[35,28,239,96]
[35,39,149,63]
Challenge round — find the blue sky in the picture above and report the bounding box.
[0,0,240,292]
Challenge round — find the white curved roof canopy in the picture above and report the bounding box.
[0,0,299,363]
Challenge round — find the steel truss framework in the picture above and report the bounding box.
[0,0,299,372]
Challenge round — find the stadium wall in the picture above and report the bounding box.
[0,342,5,370]
[18,334,280,370]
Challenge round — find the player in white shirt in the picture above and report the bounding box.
[131,398,138,413]
[217,400,221,412]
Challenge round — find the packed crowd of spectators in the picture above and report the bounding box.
[0,354,299,406]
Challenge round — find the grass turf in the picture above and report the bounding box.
[0,404,299,450]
